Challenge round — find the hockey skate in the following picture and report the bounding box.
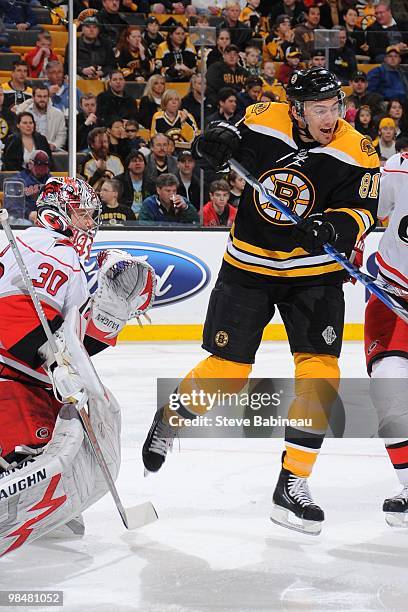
[383,485,408,527]
[142,407,177,474]
[270,467,324,535]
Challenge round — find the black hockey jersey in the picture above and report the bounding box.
[224,102,380,282]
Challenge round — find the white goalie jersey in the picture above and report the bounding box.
[376,152,408,290]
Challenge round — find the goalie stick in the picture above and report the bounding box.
[0,209,158,530]
[229,158,408,326]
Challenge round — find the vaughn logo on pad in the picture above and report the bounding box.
[86,241,210,306]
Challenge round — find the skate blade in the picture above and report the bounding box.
[270,504,322,536]
[384,512,408,528]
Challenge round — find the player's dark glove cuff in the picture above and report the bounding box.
[192,121,241,169]
[292,213,337,255]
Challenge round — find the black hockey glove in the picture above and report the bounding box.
[192,121,241,169]
[292,213,337,255]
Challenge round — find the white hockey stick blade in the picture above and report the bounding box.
[125,501,158,529]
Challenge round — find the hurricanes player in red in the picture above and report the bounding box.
[0,177,155,555]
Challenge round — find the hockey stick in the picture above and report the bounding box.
[0,209,158,530]
[229,158,408,326]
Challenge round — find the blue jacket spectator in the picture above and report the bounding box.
[367,47,408,102]
[0,0,37,30]
[139,173,199,225]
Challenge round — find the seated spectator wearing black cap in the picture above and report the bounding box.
[99,178,136,226]
[236,76,263,115]
[263,14,294,62]
[177,150,200,211]
[205,87,240,126]
[278,45,302,85]
[116,150,150,217]
[96,70,139,126]
[346,71,384,117]
[4,150,51,223]
[309,49,326,68]
[66,16,116,79]
[143,16,164,57]
[205,44,249,110]
[367,47,408,103]
[328,26,357,85]
[139,173,199,225]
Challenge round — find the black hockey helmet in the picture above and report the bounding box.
[286,67,342,103]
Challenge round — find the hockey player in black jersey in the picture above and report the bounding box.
[142,68,380,535]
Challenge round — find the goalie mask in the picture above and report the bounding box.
[36,177,101,243]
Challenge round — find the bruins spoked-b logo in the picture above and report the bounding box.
[215,330,229,347]
[253,167,315,226]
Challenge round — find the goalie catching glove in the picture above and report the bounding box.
[193,121,241,169]
[88,249,156,343]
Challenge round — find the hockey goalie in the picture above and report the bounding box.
[0,177,155,557]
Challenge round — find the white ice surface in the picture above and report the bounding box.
[2,342,408,612]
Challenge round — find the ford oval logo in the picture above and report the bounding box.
[85,241,210,307]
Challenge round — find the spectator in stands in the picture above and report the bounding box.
[116,150,150,216]
[68,16,116,79]
[268,0,306,28]
[177,150,200,210]
[97,0,128,47]
[107,116,131,162]
[278,45,302,85]
[205,87,240,125]
[138,74,166,130]
[2,61,32,112]
[151,89,198,148]
[227,169,245,207]
[96,70,139,126]
[145,133,178,188]
[25,30,59,79]
[77,93,99,151]
[354,105,377,140]
[99,178,136,225]
[365,0,408,63]
[294,5,323,60]
[16,85,67,151]
[155,25,197,83]
[367,47,408,103]
[309,49,326,68]
[342,7,369,58]
[374,117,397,163]
[0,85,16,147]
[263,14,294,63]
[239,0,261,34]
[45,61,81,116]
[181,74,211,129]
[385,99,408,137]
[0,0,37,30]
[3,112,52,171]
[219,1,252,51]
[396,136,408,153]
[236,76,263,115]
[244,45,262,77]
[203,179,237,227]
[206,44,249,109]
[139,173,199,225]
[150,0,190,14]
[124,119,146,150]
[328,25,357,85]
[142,16,164,58]
[206,30,231,69]
[260,62,286,101]
[81,127,124,189]
[346,70,384,117]
[5,150,51,222]
[116,25,153,82]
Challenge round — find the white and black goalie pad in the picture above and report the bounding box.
[0,389,121,557]
[88,249,156,342]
